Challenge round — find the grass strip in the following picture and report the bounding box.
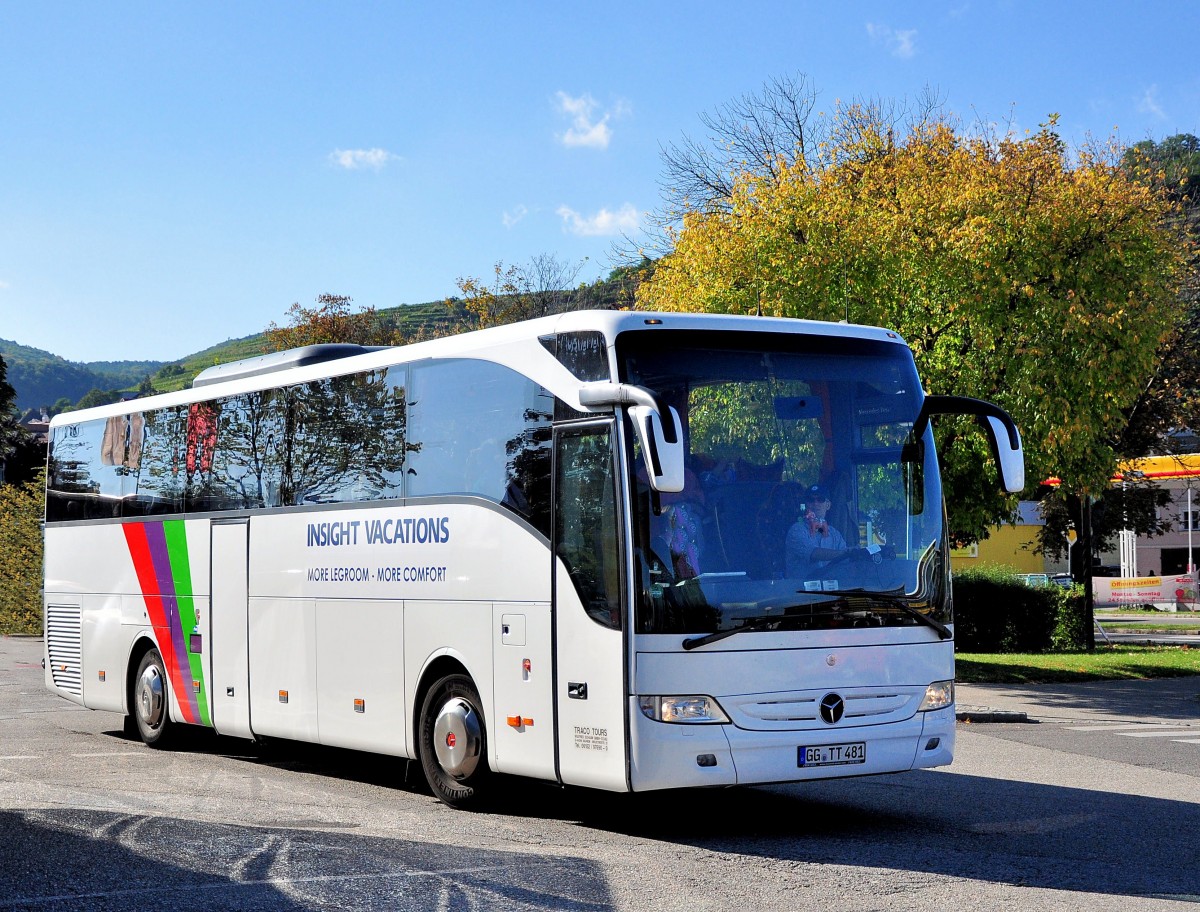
[956,644,1200,684]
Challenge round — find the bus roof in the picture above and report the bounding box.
[49,310,909,428]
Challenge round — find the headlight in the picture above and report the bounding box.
[918,679,954,712]
[638,695,730,724]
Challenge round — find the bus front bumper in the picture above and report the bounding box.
[628,701,956,792]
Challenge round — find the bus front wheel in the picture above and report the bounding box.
[132,647,175,748]
[418,674,490,809]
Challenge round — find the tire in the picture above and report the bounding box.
[132,647,175,748]
[418,674,490,809]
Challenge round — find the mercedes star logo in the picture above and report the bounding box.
[819,693,845,724]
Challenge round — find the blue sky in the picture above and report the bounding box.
[1,2,1197,363]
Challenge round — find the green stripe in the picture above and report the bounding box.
[164,520,211,727]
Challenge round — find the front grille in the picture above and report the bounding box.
[45,605,83,696]
[725,687,922,731]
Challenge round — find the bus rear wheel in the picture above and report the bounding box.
[132,647,175,748]
[418,674,490,809]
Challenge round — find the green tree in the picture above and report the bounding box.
[638,101,1189,548]
[0,469,44,634]
[0,355,40,484]
[73,388,122,410]
[1037,135,1200,573]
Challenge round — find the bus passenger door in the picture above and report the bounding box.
[553,422,629,791]
[209,519,252,739]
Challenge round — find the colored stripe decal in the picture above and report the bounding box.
[163,520,210,727]
[144,522,199,725]
[123,521,209,726]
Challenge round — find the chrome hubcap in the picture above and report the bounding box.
[432,697,481,780]
[136,664,165,729]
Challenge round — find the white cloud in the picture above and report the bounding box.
[1138,84,1166,119]
[555,91,620,149]
[556,203,640,237]
[0,280,9,291]
[328,148,397,170]
[502,204,529,228]
[866,22,917,59]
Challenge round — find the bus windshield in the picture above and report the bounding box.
[619,331,949,637]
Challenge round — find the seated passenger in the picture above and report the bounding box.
[649,467,707,580]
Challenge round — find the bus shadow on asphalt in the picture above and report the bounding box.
[567,772,1200,900]
[0,807,611,912]
[98,720,1198,901]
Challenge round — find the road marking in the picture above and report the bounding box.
[70,751,148,758]
[1116,730,1197,738]
[1065,723,1180,731]
[0,755,37,761]
[1171,738,1200,744]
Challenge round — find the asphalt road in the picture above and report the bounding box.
[1093,611,1200,645]
[3,635,1199,911]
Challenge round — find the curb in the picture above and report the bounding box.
[956,708,1030,723]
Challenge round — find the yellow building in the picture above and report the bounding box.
[950,502,1049,575]
[951,454,1200,578]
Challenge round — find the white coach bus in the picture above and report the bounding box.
[43,310,1023,808]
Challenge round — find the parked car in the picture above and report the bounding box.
[1015,572,1051,587]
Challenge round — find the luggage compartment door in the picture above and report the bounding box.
[210,519,252,739]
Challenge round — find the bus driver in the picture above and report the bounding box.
[785,484,848,578]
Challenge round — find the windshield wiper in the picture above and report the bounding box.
[682,616,778,651]
[815,588,952,640]
[680,590,950,650]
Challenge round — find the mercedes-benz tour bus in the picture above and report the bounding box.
[43,310,1023,808]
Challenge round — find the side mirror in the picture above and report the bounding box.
[913,395,1025,494]
[985,415,1025,493]
[577,381,686,494]
[629,404,685,493]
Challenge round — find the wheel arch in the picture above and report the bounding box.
[124,633,159,717]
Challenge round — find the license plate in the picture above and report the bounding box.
[798,742,866,767]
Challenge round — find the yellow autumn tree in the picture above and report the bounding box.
[451,254,587,328]
[638,108,1189,542]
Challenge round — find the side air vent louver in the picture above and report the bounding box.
[45,605,83,696]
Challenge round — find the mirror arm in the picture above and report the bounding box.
[914,395,1020,449]
[578,383,678,444]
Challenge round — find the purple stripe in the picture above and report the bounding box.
[144,522,200,722]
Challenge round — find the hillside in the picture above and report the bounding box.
[0,338,165,412]
[1,301,453,407]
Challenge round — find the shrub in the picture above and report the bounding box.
[952,565,1058,652]
[0,471,44,635]
[1052,584,1091,650]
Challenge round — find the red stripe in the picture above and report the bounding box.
[124,524,163,621]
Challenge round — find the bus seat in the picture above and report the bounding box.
[706,482,780,578]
